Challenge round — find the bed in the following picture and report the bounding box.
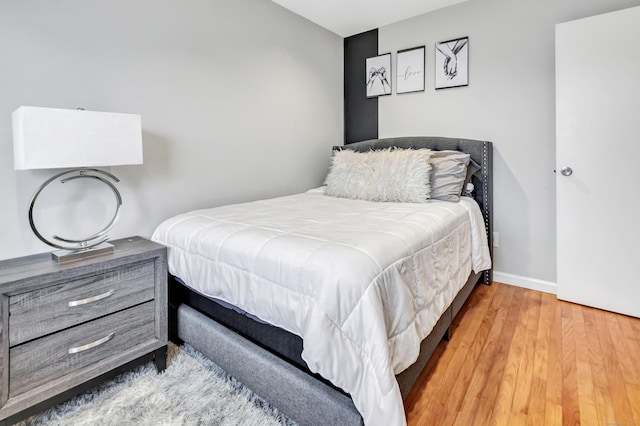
[152,136,493,426]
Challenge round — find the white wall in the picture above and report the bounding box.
[378,0,640,288]
[0,0,343,260]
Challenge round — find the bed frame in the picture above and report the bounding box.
[168,137,493,425]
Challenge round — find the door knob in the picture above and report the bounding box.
[560,167,573,176]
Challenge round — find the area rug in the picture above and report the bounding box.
[21,344,296,426]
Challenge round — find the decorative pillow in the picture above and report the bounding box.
[324,148,433,203]
[462,158,482,194]
[429,150,471,202]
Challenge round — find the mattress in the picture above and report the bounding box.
[152,190,491,426]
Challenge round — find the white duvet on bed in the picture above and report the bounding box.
[152,191,491,426]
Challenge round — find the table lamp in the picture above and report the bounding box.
[12,106,143,261]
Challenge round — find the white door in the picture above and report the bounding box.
[556,6,640,318]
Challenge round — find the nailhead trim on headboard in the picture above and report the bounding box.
[482,142,492,285]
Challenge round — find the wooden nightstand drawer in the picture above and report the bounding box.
[9,301,156,398]
[1,236,167,423]
[9,260,155,345]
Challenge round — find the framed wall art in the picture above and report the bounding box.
[365,53,392,97]
[396,46,425,94]
[435,37,469,89]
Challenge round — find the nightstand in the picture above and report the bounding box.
[0,236,167,425]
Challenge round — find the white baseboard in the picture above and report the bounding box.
[493,271,557,294]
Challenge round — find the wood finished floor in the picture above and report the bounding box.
[405,282,640,426]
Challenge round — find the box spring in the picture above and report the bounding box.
[169,271,482,425]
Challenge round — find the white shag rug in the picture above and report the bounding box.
[21,344,296,426]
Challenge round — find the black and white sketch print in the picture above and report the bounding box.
[366,53,392,97]
[396,46,425,94]
[435,37,469,89]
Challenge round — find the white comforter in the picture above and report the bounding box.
[152,191,491,426]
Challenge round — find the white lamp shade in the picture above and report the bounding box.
[12,106,143,170]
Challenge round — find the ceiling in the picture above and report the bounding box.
[271,0,468,38]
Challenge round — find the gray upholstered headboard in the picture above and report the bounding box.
[334,136,493,284]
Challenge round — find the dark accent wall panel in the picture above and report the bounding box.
[344,29,379,144]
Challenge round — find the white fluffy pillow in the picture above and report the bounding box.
[324,148,433,202]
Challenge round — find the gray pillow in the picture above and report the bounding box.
[324,148,433,203]
[429,151,471,202]
[463,158,482,194]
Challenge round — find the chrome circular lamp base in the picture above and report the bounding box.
[28,168,123,261]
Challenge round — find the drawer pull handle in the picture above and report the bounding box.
[68,332,115,354]
[68,289,115,307]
